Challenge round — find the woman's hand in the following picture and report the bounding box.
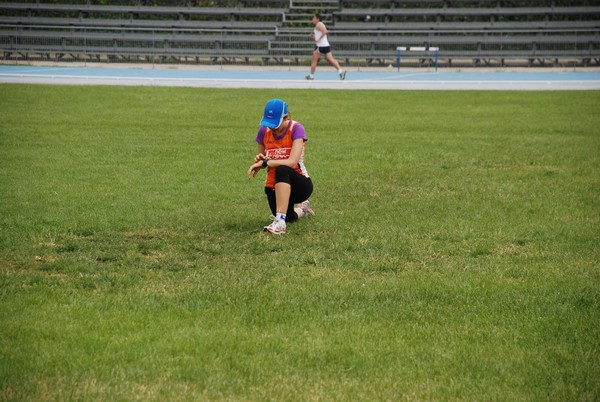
[247,161,264,180]
[254,153,266,163]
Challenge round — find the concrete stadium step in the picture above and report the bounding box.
[287,0,339,22]
[289,0,339,8]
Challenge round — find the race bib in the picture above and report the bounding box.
[266,148,291,160]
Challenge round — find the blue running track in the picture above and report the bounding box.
[1,64,599,90]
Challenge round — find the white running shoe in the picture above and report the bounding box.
[263,217,286,235]
[340,70,347,80]
[300,200,315,217]
[305,75,314,80]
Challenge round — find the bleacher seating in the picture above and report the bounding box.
[0,2,283,63]
[327,1,600,66]
[331,6,600,28]
[0,1,599,67]
[0,3,287,21]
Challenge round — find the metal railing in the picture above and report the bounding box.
[1,24,598,68]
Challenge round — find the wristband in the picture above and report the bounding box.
[262,158,269,168]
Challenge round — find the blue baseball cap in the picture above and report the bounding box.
[260,98,288,129]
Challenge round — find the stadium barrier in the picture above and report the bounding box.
[1,27,598,67]
[397,46,438,72]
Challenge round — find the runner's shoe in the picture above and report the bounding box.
[340,70,347,80]
[263,217,286,235]
[305,75,314,80]
[300,200,315,217]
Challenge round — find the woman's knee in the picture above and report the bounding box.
[274,165,295,184]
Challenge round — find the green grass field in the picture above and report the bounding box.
[1,84,599,401]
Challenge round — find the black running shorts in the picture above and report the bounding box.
[316,46,331,55]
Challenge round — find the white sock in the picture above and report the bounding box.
[338,69,343,74]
